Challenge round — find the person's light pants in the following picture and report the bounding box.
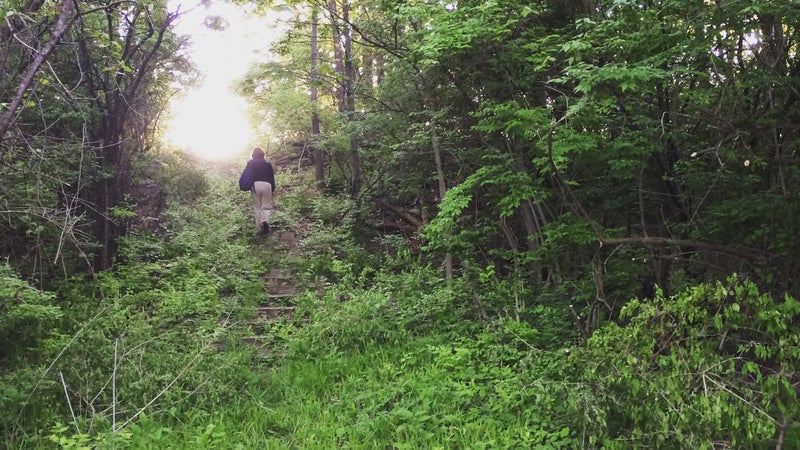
[252,181,273,231]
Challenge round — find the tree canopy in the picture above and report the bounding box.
[1,0,799,446]
[248,0,800,305]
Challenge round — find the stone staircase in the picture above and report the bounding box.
[219,151,326,357]
[240,229,307,357]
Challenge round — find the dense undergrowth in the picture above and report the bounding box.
[1,155,798,449]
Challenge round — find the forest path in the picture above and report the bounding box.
[239,233,300,357]
[235,151,321,358]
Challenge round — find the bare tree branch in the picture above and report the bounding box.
[0,0,75,141]
[599,237,772,263]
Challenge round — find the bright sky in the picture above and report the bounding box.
[164,0,286,160]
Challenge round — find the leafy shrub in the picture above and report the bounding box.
[0,263,62,364]
[579,275,800,448]
[137,152,209,206]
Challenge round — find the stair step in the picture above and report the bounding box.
[262,268,293,281]
[241,336,269,347]
[239,336,287,359]
[256,306,295,320]
[262,268,297,299]
[267,286,296,296]
[274,231,298,252]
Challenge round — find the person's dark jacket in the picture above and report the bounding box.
[246,157,275,190]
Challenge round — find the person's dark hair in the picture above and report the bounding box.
[252,147,265,159]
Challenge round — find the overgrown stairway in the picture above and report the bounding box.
[233,154,320,358]
[233,228,302,357]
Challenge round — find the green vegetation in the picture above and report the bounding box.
[1,155,579,448]
[2,152,798,448]
[2,0,799,447]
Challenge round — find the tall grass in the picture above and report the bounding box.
[2,154,581,449]
[9,154,784,449]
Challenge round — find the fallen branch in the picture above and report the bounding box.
[376,221,418,234]
[599,237,771,262]
[375,198,422,228]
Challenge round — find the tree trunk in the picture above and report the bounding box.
[341,0,361,198]
[328,0,345,112]
[310,7,324,184]
[86,8,176,271]
[519,199,544,284]
[422,76,452,281]
[374,53,385,86]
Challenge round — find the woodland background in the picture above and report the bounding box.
[1,0,799,447]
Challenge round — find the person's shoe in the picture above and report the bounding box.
[260,221,270,235]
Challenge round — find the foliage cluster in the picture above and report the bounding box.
[2,153,799,448]
[0,160,269,447]
[2,0,800,447]
[1,0,193,277]
[581,276,800,448]
[253,0,800,341]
